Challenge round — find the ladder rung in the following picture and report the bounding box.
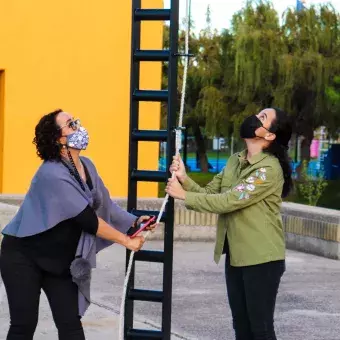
[134,49,170,62]
[134,9,171,21]
[132,129,167,142]
[133,90,168,102]
[131,170,167,182]
[131,209,167,223]
[134,250,165,263]
[127,329,163,339]
[128,289,163,303]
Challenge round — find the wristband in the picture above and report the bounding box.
[133,217,139,228]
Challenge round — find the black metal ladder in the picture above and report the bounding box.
[125,1,179,339]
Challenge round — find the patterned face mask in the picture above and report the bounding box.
[66,126,89,150]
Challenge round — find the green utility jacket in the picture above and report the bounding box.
[183,150,285,266]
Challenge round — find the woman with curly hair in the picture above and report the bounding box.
[0,109,155,340]
[166,108,292,340]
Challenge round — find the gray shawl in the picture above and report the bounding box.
[2,156,136,316]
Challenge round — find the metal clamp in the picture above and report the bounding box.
[173,126,186,132]
[173,53,194,58]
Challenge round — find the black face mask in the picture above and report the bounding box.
[240,115,271,139]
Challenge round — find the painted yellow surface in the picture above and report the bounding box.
[0,0,163,197]
[0,71,4,193]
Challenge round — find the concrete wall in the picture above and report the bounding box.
[0,196,339,259]
[0,0,163,197]
[281,203,340,259]
[0,203,18,242]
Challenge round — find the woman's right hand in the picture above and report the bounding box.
[170,155,187,183]
[125,236,145,252]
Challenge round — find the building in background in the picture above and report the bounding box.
[0,0,163,197]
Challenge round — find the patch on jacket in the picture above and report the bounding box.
[233,168,267,200]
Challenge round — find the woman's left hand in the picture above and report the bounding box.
[136,216,157,232]
[165,177,186,200]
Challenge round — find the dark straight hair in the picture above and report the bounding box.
[263,107,293,198]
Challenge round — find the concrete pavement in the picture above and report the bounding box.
[0,241,339,340]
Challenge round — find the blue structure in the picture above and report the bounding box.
[159,157,320,177]
[297,0,306,11]
[323,144,340,180]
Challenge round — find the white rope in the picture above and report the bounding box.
[118,1,190,338]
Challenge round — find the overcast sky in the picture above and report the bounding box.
[163,0,340,31]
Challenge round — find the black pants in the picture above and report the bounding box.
[225,257,285,340]
[0,244,85,340]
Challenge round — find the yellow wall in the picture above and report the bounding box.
[0,70,4,193]
[0,0,163,197]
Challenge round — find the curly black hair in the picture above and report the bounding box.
[33,109,63,161]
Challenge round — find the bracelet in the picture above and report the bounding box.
[133,217,139,228]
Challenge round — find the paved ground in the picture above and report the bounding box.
[0,241,339,340]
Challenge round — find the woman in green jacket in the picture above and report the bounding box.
[166,107,292,340]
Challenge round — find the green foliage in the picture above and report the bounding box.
[233,1,281,103]
[325,75,340,136]
[161,1,340,163]
[277,4,340,136]
[297,161,328,206]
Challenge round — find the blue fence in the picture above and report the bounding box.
[159,157,321,178]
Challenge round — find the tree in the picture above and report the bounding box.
[278,4,340,171]
[325,75,340,137]
[185,7,227,171]
[163,6,230,172]
[226,1,340,173]
[229,0,282,133]
[161,1,340,174]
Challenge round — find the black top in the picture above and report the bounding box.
[2,165,99,275]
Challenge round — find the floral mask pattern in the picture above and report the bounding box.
[67,127,89,150]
